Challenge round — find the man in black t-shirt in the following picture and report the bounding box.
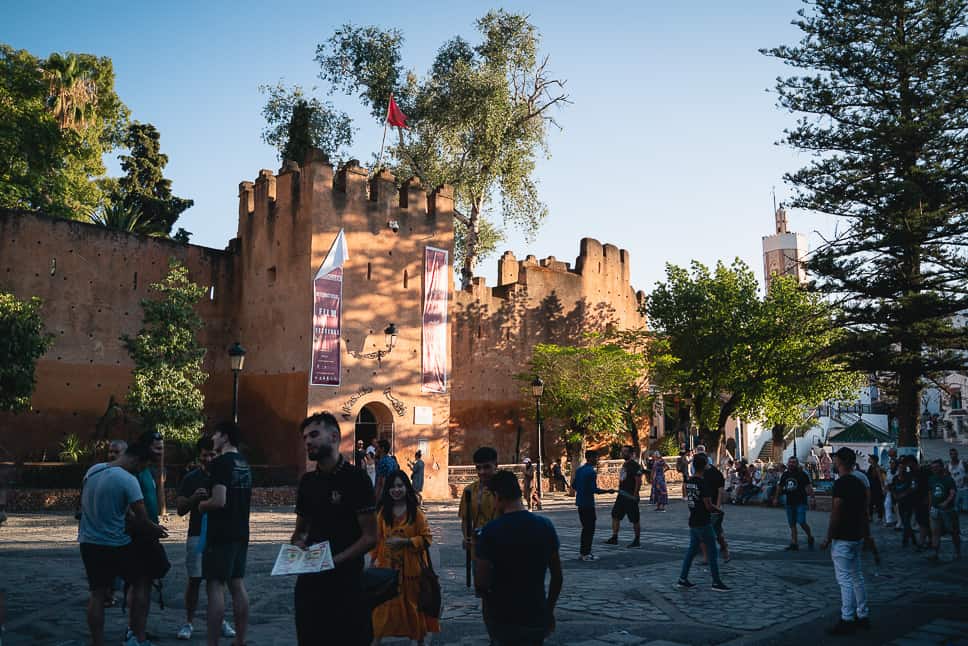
[290,413,377,646]
[477,470,563,644]
[605,446,643,547]
[198,421,252,646]
[174,436,216,641]
[677,453,729,591]
[695,447,731,563]
[773,456,815,551]
[821,448,870,635]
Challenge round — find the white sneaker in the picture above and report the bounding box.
[580,554,599,561]
[123,635,152,646]
[221,620,236,638]
[176,623,193,640]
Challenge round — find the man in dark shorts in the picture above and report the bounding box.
[773,456,815,551]
[198,422,251,646]
[605,445,643,547]
[476,470,563,645]
[78,442,164,646]
[174,436,216,641]
[290,413,377,646]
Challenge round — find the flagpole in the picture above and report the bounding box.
[376,94,392,171]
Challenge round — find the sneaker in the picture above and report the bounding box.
[627,539,640,548]
[676,578,696,589]
[855,617,871,631]
[580,554,599,561]
[221,620,236,638]
[125,627,134,642]
[784,544,799,551]
[604,536,618,545]
[711,581,730,592]
[124,636,152,646]
[825,619,856,635]
[176,624,192,640]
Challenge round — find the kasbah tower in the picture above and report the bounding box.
[0,149,645,500]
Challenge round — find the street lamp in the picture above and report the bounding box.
[531,376,545,503]
[228,342,246,424]
[353,323,399,367]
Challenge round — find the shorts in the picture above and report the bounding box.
[203,541,248,581]
[710,511,725,538]
[929,507,960,535]
[185,536,203,579]
[130,535,171,581]
[785,503,807,526]
[611,496,640,524]
[295,572,371,646]
[80,542,134,590]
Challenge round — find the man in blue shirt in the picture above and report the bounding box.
[571,450,615,561]
[476,470,563,644]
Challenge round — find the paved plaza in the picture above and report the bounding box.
[1,495,966,646]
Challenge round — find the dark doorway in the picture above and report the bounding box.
[355,406,379,448]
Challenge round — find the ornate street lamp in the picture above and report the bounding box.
[353,323,399,367]
[532,376,545,503]
[228,342,246,424]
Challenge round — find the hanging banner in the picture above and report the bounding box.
[422,247,449,393]
[310,230,348,387]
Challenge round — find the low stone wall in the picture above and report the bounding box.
[447,458,682,498]
[6,486,299,512]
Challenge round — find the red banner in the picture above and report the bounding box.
[310,268,342,386]
[422,247,449,393]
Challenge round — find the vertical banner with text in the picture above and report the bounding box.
[310,230,348,387]
[422,247,449,393]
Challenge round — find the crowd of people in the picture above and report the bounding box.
[73,417,966,645]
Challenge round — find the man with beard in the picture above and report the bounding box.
[773,456,816,551]
[604,446,643,548]
[290,413,377,645]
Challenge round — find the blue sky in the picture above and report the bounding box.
[4,1,836,293]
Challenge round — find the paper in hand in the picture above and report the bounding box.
[270,541,335,576]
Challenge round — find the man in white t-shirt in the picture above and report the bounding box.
[78,442,167,646]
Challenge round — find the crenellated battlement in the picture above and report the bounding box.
[490,237,635,293]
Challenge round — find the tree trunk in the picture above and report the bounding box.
[771,424,787,463]
[460,202,482,290]
[896,366,922,456]
[624,406,641,456]
[156,442,167,518]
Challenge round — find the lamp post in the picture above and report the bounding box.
[229,342,246,424]
[377,323,398,367]
[531,376,545,502]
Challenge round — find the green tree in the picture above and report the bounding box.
[89,201,152,235]
[0,45,129,219]
[122,259,207,442]
[113,122,193,236]
[523,341,646,465]
[763,1,968,452]
[646,262,857,454]
[0,291,54,412]
[259,82,354,163]
[316,11,569,287]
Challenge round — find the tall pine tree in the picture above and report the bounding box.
[764,1,968,453]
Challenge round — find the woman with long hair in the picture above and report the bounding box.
[370,470,440,645]
[650,451,669,511]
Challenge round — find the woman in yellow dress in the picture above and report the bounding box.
[371,469,440,645]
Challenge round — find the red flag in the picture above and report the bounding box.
[387,94,408,128]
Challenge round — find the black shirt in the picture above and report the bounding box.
[295,457,376,577]
[779,470,811,507]
[618,459,643,498]
[476,510,559,627]
[704,465,725,506]
[832,474,867,540]
[685,475,713,527]
[177,467,211,537]
[207,452,252,544]
[354,449,366,469]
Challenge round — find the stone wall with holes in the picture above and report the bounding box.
[0,210,238,460]
[449,239,647,466]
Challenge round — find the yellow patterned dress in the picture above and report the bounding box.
[370,508,441,641]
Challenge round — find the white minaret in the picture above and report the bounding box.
[762,205,808,291]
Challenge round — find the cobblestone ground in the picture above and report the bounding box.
[1,494,966,645]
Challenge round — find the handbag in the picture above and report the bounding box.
[362,567,399,609]
[417,545,442,618]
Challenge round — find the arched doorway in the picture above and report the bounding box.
[355,402,395,451]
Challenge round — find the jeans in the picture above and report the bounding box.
[898,503,914,542]
[578,506,596,556]
[883,492,895,524]
[831,539,868,621]
[679,524,721,583]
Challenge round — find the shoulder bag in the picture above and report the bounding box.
[417,544,442,618]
